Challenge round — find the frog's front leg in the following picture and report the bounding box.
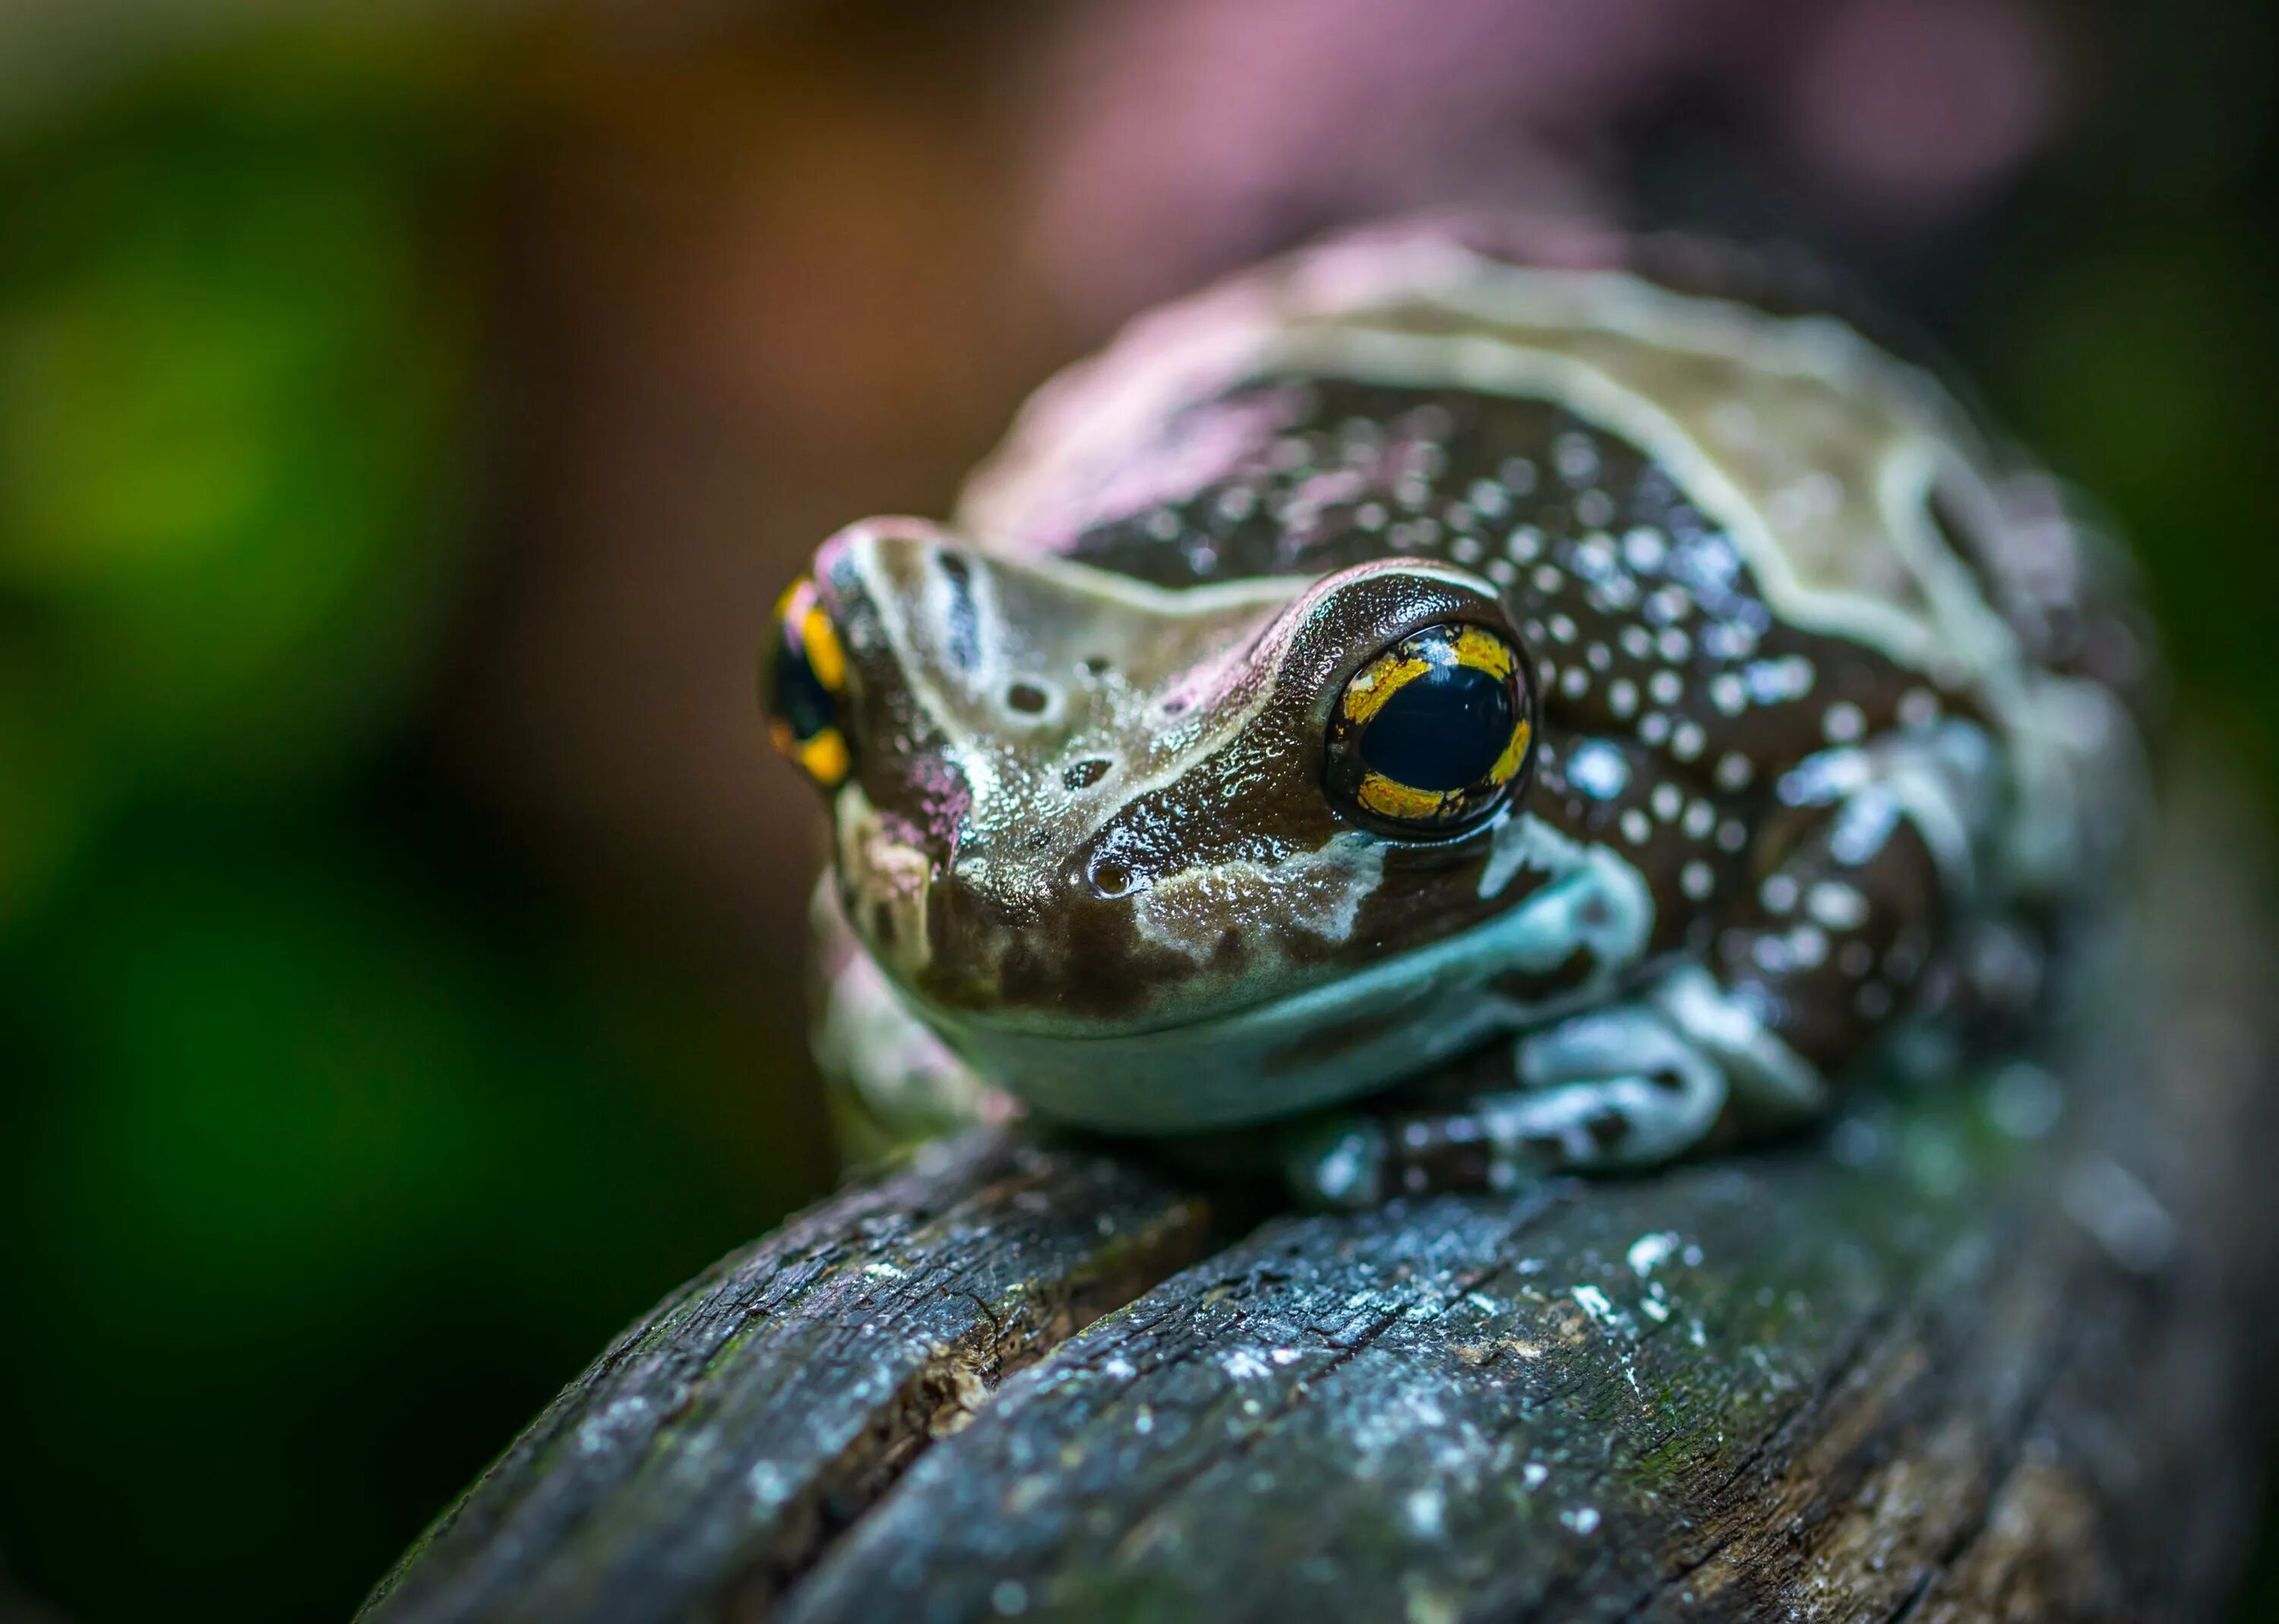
[1288,725,1989,1208]
[1282,997,1734,1205]
[809,879,1008,1158]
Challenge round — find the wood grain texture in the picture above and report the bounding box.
[358,1133,1225,1624]
[362,776,2279,1623]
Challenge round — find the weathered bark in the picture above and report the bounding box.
[356,1135,1228,1623]
[361,773,2279,1624]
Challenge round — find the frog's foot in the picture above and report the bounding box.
[1282,1000,1739,1209]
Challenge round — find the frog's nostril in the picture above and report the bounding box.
[1064,757,1112,791]
[1006,680,1051,715]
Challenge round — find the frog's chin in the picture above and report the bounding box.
[896,836,1659,1133]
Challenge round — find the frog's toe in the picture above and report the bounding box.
[1502,1003,1731,1168]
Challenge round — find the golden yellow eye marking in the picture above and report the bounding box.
[801,602,846,692]
[1340,652,1433,725]
[1342,624,1516,727]
[1331,622,1532,829]
[769,716,855,791]
[776,579,848,694]
[1487,716,1532,788]
[1356,774,1459,822]
[769,575,854,790]
[1449,625,1513,682]
[793,728,850,787]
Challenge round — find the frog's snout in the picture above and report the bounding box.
[913,833,1152,1021]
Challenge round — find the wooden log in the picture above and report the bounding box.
[360,772,2279,1623]
[356,1134,1228,1623]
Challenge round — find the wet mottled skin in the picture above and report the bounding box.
[767,222,2148,1205]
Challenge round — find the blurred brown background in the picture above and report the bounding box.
[0,1,2273,1618]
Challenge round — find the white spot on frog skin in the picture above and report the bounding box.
[1566,740,1631,801]
[1561,1506,1601,1535]
[1308,1129,1376,1204]
[1899,686,1942,728]
[1221,1348,1275,1380]
[1743,656,1813,704]
[1805,880,1869,930]
[1522,1462,1550,1492]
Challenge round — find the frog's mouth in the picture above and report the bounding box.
[889,835,1658,1133]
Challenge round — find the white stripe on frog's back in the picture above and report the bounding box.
[958,233,2022,694]
[921,808,1655,1132]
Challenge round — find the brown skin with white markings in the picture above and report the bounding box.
[772,223,2148,1196]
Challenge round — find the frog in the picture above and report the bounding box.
[763,219,2150,1208]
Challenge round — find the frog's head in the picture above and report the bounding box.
[768,517,1538,1057]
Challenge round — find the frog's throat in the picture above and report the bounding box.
[883,823,1658,1134]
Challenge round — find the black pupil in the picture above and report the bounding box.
[1358,658,1514,791]
[769,624,838,742]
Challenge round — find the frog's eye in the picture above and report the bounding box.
[1324,622,1532,833]
[766,577,853,790]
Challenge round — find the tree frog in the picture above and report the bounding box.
[764,221,2148,1206]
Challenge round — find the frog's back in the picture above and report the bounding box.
[963,220,2138,700]
[956,218,2149,894]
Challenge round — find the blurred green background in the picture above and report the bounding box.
[0,1,2271,1619]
